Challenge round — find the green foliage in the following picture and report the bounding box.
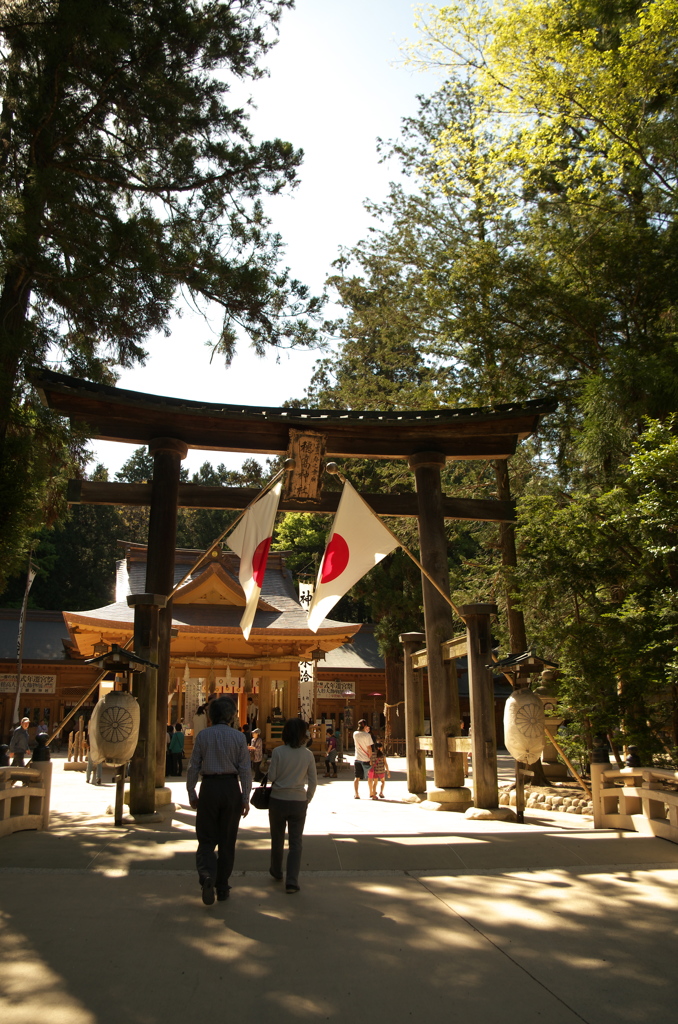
[300,1,678,758]
[404,1,678,470]
[0,393,85,588]
[514,420,678,757]
[0,450,275,609]
[115,450,155,484]
[1,463,119,610]
[0,0,317,380]
[272,512,329,578]
[176,458,270,550]
[0,0,321,577]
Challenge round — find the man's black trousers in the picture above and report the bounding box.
[195,775,242,890]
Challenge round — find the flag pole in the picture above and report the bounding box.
[326,464,467,626]
[169,459,296,598]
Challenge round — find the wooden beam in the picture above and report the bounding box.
[401,632,427,795]
[67,480,516,523]
[128,594,164,817]
[411,634,467,669]
[409,451,464,791]
[145,438,187,790]
[416,736,472,753]
[461,603,500,810]
[64,417,520,458]
[34,370,556,460]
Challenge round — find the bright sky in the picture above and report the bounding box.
[88,1,438,477]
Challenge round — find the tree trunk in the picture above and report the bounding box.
[0,264,34,449]
[494,459,527,653]
[0,5,75,454]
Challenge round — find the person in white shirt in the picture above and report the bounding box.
[352,720,374,799]
[187,697,251,906]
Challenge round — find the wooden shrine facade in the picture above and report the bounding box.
[66,543,357,749]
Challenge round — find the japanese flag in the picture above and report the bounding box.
[307,480,400,632]
[227,479,282,640]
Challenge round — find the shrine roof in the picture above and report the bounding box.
[0,610,76,662]
[34,370,556,460]
[318,627,384,672]
[66,543,358,638]
[63,601,354,636]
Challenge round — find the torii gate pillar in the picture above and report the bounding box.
[400,632,427,796]
[409,452,471,808]
[146,437,188,790]
[460,603,500,810]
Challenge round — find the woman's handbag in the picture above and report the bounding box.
[250,778,271,810]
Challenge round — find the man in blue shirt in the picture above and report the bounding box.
[187,697,252,905]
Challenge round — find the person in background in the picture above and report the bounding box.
[187,697,251,906]
[9,718,32,767]
[169,723,185,776]
[368,740,390,799]
[193,693,216,740]
[248,727,263,781]
[247,696,259,732]
[86,754,103,785]
[166,724,174,776]
[324,727,338,778]
[352,720,374,799]
[460,719,469,778]
[0,744,10,767]
[267,717,317,894]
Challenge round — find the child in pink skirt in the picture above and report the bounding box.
[368,741,390,799]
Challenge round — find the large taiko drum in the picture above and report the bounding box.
[89,691,140,766]
[503,687,546,764]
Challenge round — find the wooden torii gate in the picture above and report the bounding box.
[35,369,554,816]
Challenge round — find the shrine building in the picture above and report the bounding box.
[0,542,359,747]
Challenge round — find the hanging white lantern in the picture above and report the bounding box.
[503,687,546,764]
[89,691,140,766]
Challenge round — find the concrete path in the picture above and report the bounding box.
[2,756,678,1024]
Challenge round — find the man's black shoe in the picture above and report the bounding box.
[201,878,215,905]
[217,887,230,902]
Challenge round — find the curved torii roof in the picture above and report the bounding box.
[34,369,556,460]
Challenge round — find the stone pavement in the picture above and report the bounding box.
[2,755,678,1024]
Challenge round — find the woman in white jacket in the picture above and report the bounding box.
[267,718,317,894]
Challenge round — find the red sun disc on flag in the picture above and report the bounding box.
[320,533,350,583]
[252,537,272,587]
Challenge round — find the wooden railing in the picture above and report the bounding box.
[591,763,678,844]
[0,762,52,838]
[64,715,88,771]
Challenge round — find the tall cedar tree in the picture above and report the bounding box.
[0,0,319,584]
